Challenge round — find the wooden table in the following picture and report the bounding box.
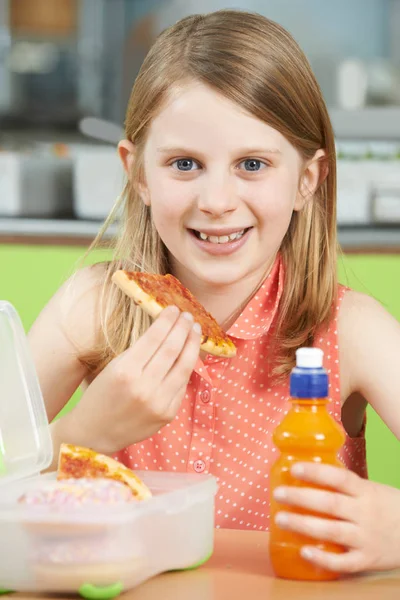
[6,530,400,600]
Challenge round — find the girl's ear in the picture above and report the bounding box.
[118,140,151,206]
[294,149,328,211]
[118,139,135,176]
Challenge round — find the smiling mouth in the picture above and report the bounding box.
[190,227,252,244]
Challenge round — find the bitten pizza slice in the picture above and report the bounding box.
[111,270,237,358]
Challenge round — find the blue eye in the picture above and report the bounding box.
[239,159,266,172]
[172,158,200,171]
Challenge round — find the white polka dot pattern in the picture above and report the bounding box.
[113,256,367,531]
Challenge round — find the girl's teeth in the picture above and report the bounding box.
[197,229,246,243]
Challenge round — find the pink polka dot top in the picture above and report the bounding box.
[113,254,367,531]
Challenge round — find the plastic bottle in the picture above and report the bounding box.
[269,347,346,581]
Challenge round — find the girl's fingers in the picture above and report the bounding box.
[300,546,366,574]
[290,463,362,497]
[273,486,355,521]
[162,323,203,413]
[275,511,360,548]
[142,311,196,383]
[124,305,181,369]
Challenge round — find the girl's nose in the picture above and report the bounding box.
[197,174,238,217]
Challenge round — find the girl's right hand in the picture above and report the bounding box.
[62,306,202,454]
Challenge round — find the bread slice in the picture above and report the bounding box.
[57,444,152,501]
[111,270,237,358]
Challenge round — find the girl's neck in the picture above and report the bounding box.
[170,257,277,331]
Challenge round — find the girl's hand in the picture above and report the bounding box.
[64,305,202,454]
[273,463,400,574]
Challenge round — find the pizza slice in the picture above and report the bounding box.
[111,270,237,358]
[57,443,152,501]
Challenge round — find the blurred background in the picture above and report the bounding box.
[0,0,399,487]
[0,0,400,229]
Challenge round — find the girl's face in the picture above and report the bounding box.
[122,82,319,289]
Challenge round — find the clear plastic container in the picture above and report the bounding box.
[0,301,217,598]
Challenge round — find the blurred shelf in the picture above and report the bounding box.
[338,225,400,252]
[330,107,400,140]
[0,218,116,246]
[0,218,399,252]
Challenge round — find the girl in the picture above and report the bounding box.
[29,10,400,574]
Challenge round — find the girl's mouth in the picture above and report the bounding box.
[190,227,252,244]
[188,227,253,255]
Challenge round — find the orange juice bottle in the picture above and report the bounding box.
[269,347,346,581]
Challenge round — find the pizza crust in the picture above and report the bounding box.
[111,270,236,358]
[112,270,165,320]
[200,336,236,358]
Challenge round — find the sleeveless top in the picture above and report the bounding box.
[113,254,367,531]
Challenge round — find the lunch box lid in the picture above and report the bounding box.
[0,301,53,485]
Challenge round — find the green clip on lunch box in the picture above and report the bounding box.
[0,301,216,599]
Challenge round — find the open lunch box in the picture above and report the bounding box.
[0,301,217,598]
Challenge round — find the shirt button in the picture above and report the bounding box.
[194,460,206,473]
[205,354,213,362]
[201,390,210,403]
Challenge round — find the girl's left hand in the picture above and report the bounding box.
[273,463,400,574]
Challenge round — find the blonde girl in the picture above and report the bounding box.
[29,10,400,574]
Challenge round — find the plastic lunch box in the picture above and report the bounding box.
[0,301,217,598]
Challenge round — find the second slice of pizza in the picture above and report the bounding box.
[111,270,237,358]
[57,443,152,501]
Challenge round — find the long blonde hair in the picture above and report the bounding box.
[80,9,338,378]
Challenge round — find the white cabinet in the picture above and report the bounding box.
[0,150,73,217]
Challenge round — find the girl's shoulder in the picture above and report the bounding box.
[337,284,391,354]
[338,285,383,320]
[336,283,384,320]
[30,261,110,360]
[68,260,110,293]
[60,261,110,341]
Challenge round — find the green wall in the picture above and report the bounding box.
[1,244,399,487]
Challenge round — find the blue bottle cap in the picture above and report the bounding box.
[290,348,328,398]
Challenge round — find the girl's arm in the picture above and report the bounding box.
[339,290,400,439]
[28,265,104,421]
[28,265,105,468]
